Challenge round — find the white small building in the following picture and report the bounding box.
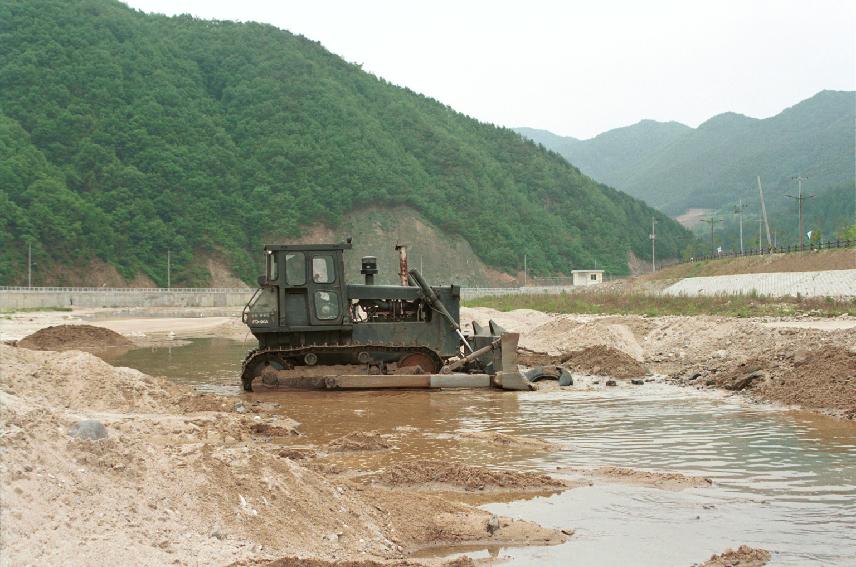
[572,269,604,286]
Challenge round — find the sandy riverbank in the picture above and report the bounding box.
[0,344,571,566]
[1,305,851,565]
[461,307,855,419]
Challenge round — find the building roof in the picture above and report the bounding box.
[571,269,604,274]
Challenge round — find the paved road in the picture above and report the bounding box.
[663,269,856,298]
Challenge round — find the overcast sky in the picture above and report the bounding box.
[125,0,855,139]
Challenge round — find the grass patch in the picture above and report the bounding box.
[464,291,856,318]
[0,306,74,314]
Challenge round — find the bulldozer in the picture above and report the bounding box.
[240,241,529,391]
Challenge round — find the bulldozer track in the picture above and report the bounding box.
[241,344,444,389]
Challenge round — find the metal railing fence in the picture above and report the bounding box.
[677,238,854,264]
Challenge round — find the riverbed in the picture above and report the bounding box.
[107,338,856,566]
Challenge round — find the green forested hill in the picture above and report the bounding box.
[0,0,692,286]
[516,91,856,217]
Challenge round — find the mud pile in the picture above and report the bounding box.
[754,347,856,419]
[699,545,770,567]
[1,345,564,565]
[560,466,713,490]
[326,430,391,452]
[238,558,474,567]
[561,345,648,378]
[370,460,568,492]
[457,431,558,451]
[16,324,133,352]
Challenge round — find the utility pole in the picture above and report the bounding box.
[523,254,527,287]
[786,176,814,251]
[649,217,657,273]
[28,242,32,289]
[733,200,748,254]
[167,249,171,289]
[700,217,724,250]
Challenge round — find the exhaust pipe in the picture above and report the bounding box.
[395,244,408,286]
[360,256,378,285]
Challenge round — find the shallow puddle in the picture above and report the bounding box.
[110,338,856,566]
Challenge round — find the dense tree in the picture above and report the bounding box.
[0,0,693,286]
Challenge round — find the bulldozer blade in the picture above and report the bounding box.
[494,332,531,390]
[472,321,490,336]
[489,320,507,336]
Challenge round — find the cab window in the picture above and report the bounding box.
[312,255,335,283]
[315,291,339,320]
[266,252,278,281]
[285,252,306,285]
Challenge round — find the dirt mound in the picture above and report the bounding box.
[1,344,183,414]
[371,460,568,492]
[326,430,391,452]
[0,345,565,566]
[755,347,856,419]
[457,431,558,451]
[16,324,133,352]
[560,466,712,490]
[459,307,553,335]
[699,545,771,567]
[521,315,645,360]
[236,558,474,567]
[561,345,648,378]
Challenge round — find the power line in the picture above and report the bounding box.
[699,217,724,249]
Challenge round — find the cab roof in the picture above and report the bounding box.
[264,242,353,252]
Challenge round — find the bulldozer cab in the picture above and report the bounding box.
[246,242,352,331]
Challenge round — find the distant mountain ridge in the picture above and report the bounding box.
[515,90,856,218]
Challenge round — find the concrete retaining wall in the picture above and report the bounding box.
[1,286,575,310]
[0,287,254,310]
[662,269,856,298]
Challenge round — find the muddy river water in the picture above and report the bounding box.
[109,338,856,566]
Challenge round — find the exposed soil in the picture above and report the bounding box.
[647,247,855,281]
[16,324,134,353]
[702,347,856,419]
[459,307,553,336]
[474,305,854,418]
[327,430,392,452]
[13,257,156,288]
[0,345,566,566]
[368,460,569,493]
[560,345,648,378]
[698,545,771,567]
[233,558,474,567]
[456,431,559,451]
[521,315,646,360]
[559,466,713,490]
